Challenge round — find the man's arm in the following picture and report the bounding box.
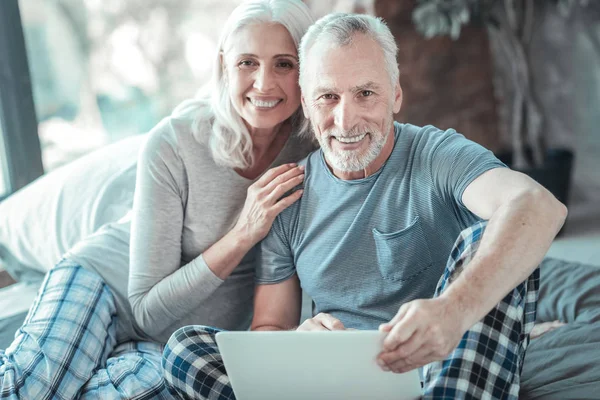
[252,273,348,331]
[251,274,303,331]
[378,167,567,373]
[442,167,566,328]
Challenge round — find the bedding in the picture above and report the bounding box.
[1,257,598,397]
[521,257,600,399]
[0,281,39,348]
[0,134,146,282]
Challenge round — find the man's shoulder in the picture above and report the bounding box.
[394,122,466,154]
[297,147,323,176]
[395,122,457,140]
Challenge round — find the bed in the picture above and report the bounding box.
[1,134,599,399]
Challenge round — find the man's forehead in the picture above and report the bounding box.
[303,44,388,94]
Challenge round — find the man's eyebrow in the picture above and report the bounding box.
[236,53,298,61]
[351,81,381,92]
[313,85,339,95]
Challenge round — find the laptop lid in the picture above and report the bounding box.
[215,330,422,400]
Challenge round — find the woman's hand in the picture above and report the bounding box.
[234,163,305,246]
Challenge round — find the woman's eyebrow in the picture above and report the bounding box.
[236,53,298,61]
[273,54,298,61]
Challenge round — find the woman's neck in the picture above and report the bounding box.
[235,121,291,180]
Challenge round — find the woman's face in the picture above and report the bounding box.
[223,23,300,132]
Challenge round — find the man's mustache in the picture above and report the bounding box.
[324,126,377,139]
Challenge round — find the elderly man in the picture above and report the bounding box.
[163,13,567,400]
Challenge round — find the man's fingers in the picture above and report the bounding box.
[297,318,328,331]
[315,313,345,331]
[382,316,417,351]
[379,304,409,332]
[297,313,345,331]
[385,349,436,374]
[378,329,424,365]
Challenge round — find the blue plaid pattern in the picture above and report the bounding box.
[422,221,539,399]
[80,341,172,400]
[162,222,539,400]
[0,260,172,399]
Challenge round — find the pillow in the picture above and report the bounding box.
[0,134,146,282]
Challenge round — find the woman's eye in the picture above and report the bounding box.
[277,61,294,69]
[238,60,256,68]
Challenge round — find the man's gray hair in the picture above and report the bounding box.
[299,13,399,90]
[173,0,314,169]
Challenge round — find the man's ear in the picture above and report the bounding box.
[301,95,310,119]
[393,79,403,114]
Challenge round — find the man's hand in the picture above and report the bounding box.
[377,297,467,373]
[297,313,346,331]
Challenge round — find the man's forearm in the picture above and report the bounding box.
[440,188,567,332]
[252,325,294,331]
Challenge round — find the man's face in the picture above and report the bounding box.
[301,33,402,173]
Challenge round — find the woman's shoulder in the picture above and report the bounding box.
[142,103,213,160]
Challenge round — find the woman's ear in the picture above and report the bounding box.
[220,52,227,73]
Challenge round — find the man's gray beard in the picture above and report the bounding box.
[324,136,384,172]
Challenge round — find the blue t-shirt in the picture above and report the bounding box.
[255,123,506,329]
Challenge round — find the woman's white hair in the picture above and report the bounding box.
[299,13,399,91]
[172,0,314,169]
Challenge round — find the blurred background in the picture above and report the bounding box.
[0,0,598,260]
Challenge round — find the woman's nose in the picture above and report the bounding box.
[253,66,276,92]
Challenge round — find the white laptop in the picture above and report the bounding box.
[215,330,422,400]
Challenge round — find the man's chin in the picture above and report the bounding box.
[326,155,369,172]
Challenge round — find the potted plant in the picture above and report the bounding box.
[411,0,588,205]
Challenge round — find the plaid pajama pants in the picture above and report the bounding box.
[0,260,173,400]
[162,222,539,400]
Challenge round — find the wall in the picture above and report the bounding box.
[375,0,500,150]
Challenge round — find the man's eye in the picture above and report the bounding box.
[321,94,335,100]
[362,90,373,97]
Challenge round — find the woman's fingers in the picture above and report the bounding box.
[266,172,305,204]
[255,163,298,187]
[263,165,304,194]
[271,189,303,215]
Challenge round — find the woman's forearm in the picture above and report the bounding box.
[202,227,254,280]
[129,228,254,337]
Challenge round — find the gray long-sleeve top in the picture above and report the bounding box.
[67,114,315,343]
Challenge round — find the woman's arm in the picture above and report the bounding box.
[128,124,305,338]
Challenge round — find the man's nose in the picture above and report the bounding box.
[334,98,358,131]
[253,66,276,92]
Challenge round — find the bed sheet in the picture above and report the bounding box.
[521,258,600,399]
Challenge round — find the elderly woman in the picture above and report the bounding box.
[0,0,315,399]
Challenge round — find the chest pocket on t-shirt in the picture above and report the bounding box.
[372,216,434,282]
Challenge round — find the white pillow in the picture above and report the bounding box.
[0,134,146,280]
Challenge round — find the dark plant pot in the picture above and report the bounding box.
[496,148,574,206]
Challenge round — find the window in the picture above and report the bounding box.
[0,0,44,197]
[0,127,9,199]
[18,0,244,172]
